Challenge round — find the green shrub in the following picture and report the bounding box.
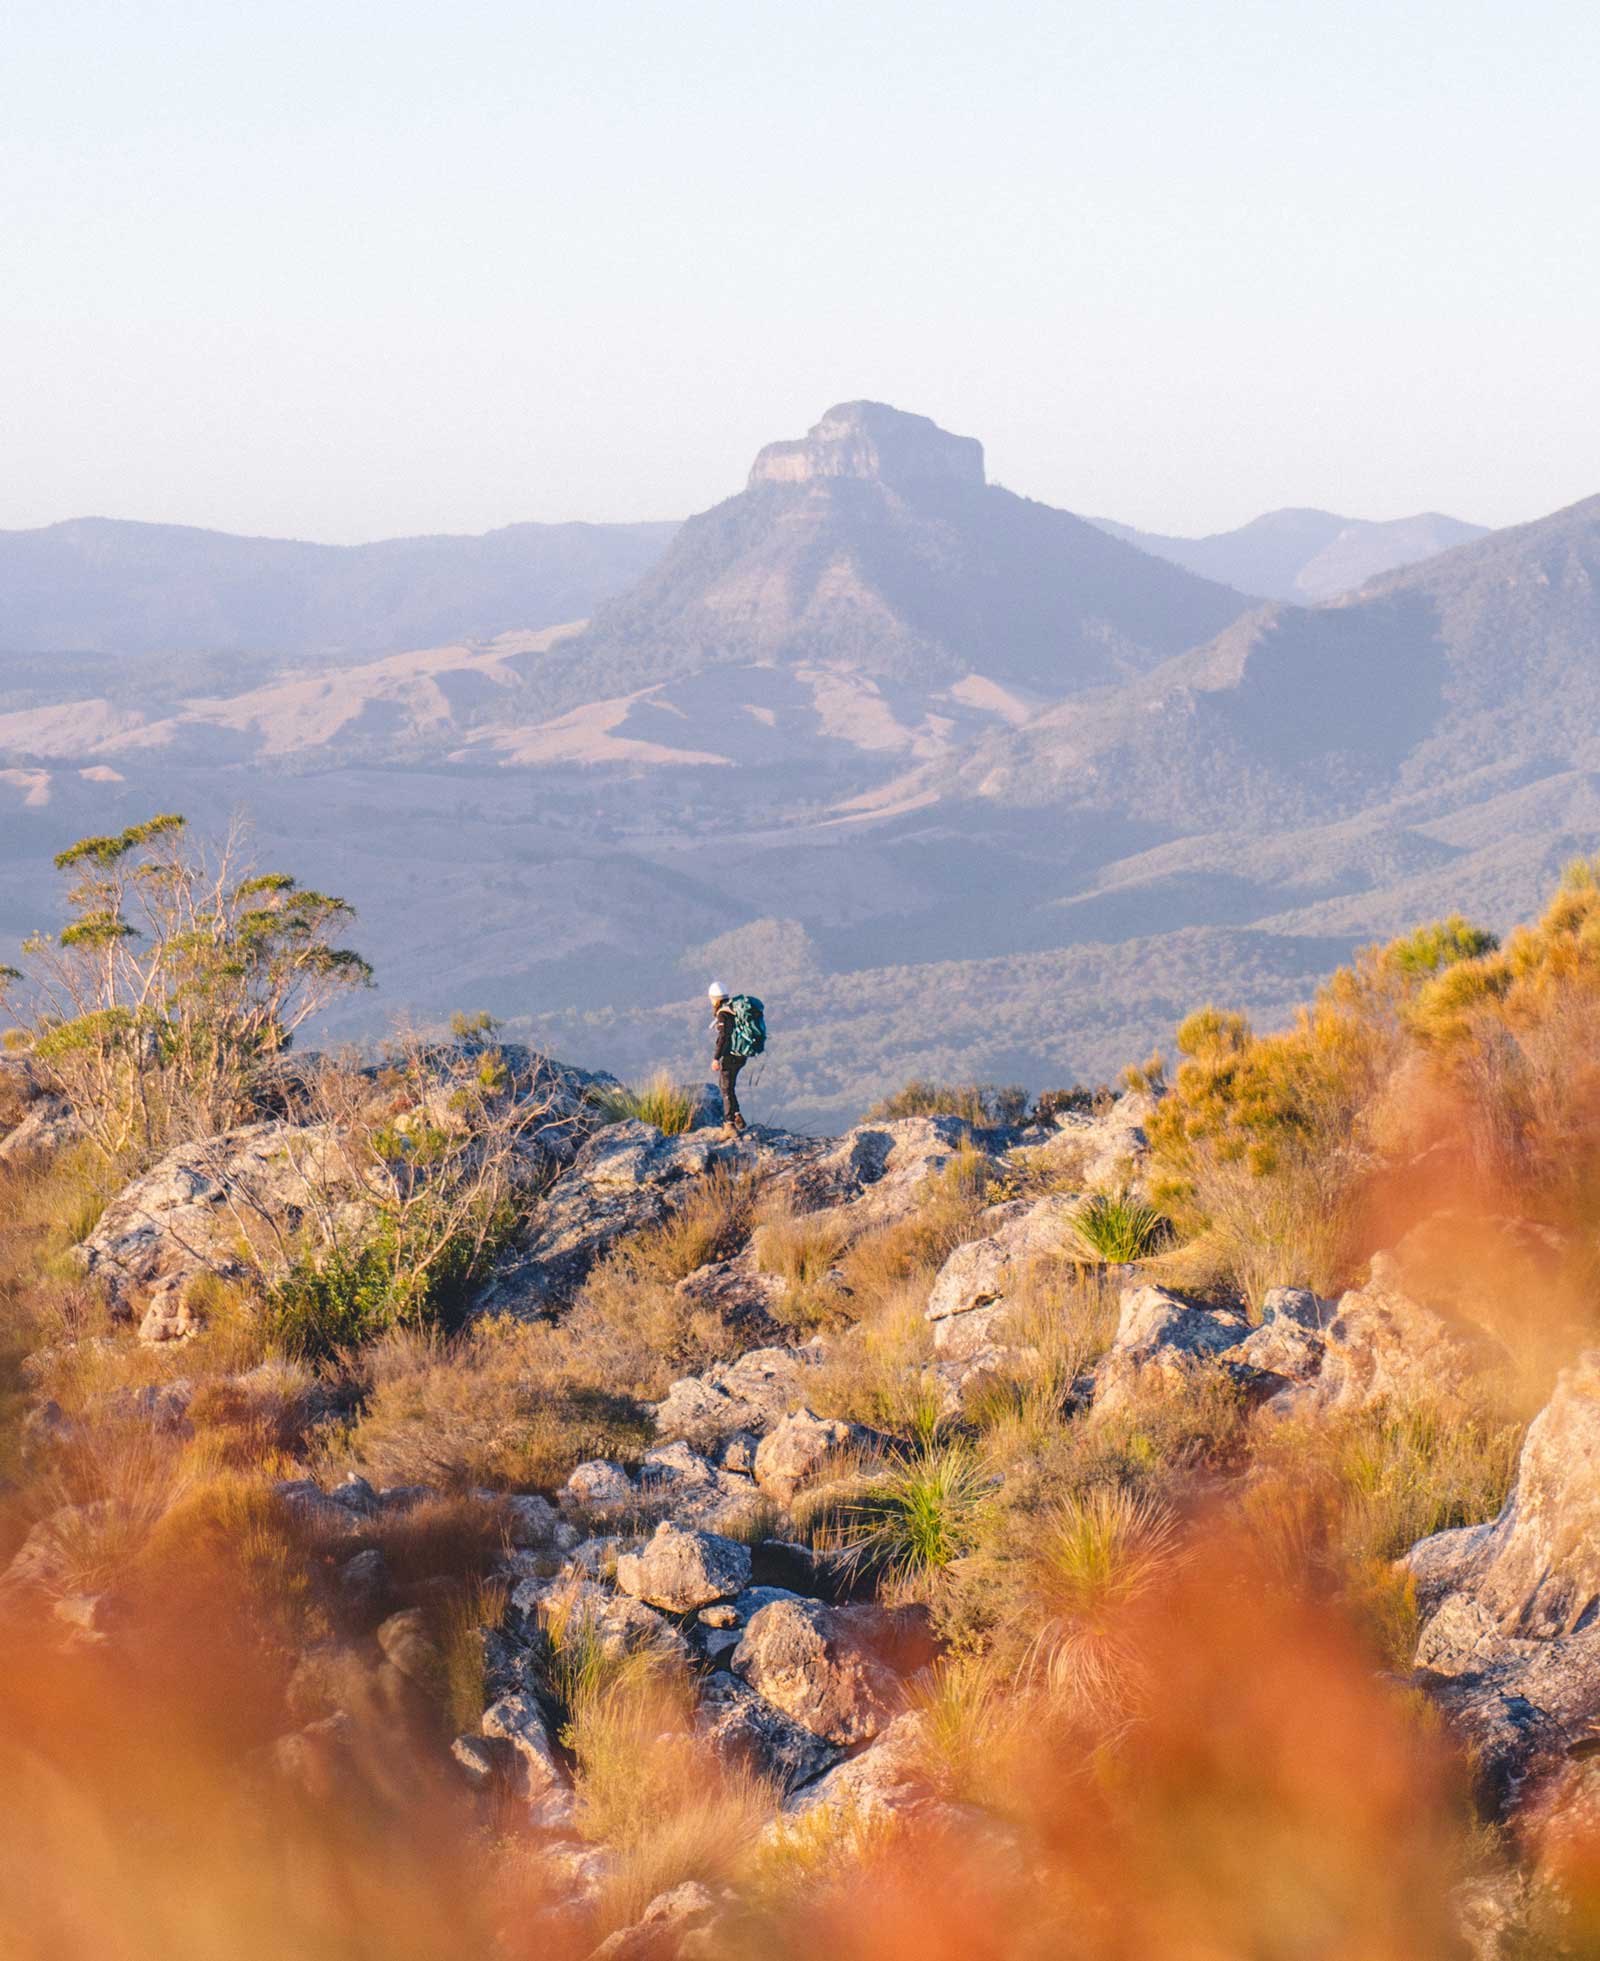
[829,1444,994,1591]
[0,814,370,1165]
[1145,920,1495,1304]
[265,1217,490,1362]
[1068,1190,1170,1264]
[590,1071,700,1135]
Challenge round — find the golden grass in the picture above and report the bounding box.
[564,1647,774,1933]
[316,1321,652,1494]
[589,1071,700,1135]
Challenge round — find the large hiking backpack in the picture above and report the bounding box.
[727,993,767,1059]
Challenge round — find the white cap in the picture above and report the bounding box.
[708,980,726,1001]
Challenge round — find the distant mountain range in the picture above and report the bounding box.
[1090,507,1488,603]
[0,402,1594,1129]
[0,515,678,658]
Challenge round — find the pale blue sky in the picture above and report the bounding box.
[3,0,1595,542]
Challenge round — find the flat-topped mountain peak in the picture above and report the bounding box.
[748,399,985,490]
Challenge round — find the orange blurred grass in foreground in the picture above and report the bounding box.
[0,1587,578,1961]
[750,1518,1480,1961]
[3,1493,1594,1958]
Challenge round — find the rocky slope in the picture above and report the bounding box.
[8,1054,1596,1952]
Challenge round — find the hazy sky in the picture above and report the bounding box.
[4,0,1596,543]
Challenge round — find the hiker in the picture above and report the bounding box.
[708,980,766,1137]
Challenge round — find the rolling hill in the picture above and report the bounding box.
[1092,506,1488,603]
[1,406,1595,1127]
[0,514,677,659]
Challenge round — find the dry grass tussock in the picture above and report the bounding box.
[562,1645,774,1931]
[586,1070,701,1135]
[320,1170,763,1493]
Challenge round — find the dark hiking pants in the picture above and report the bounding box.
[717,1056,745,1125]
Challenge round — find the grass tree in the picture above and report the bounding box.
[0,813,371,1164]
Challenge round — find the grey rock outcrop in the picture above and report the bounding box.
[670,1250,790,1337]
[779,1710,932,1822]
[591,1880,728,1960]
[1092,1285,1250,1413]
[481,1690,570,1813]
[614,1521,752,1613]
[510,1575,689,1664]
[1229,1287,1333,1384]
[78,1121,367,1338]
[0,1094,82,1166]
[648,1346,818,1448]
[635,1441,765,1532]
[1299,1254,1508,1416]
[694,1670,842,1793]
[1009,1091,1155,1196]
[925,1192,1082,1365]
[731,1598,905,1744]
[487,1120,824,1315]
[753,1408,876,1508]
[560,1459,636,1512]
[1407,1350,1600,1809]
[778,1115,1000,1236]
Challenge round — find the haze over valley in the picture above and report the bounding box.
[3,400,1595,1129]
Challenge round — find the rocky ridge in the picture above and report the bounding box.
[5,1053,1599,1950]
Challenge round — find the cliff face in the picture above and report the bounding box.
[747,400,986,490]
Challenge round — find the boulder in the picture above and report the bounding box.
[614,1522,752,1613]
[776,1115,1003,1237]
[671,1252,790,1338]
[336,1548,390,1624]
[1092,1285,1249,1413]
[1001,1091,1155,1196]
[1229,1288,1333,1385]
[779,1709,932,1821]
[481,1690,568,1806]
[0,1094,82,1166]
[753,1408,875,1508]
[273,1477,365,1534]
[649,1346,818,1448]
[694,1670,842,1794]
[925,1193,1083,1366]
[328,1472,380,1516]
[511,1576,689,1663]
[375,1608,439,1688]
[474,1490,572,1551]
[77,1121,367,1333]
[591,1880,728,1960]
[489,1120,825,1315]
[450,1731,513,1790]
[1300,1254,1509,1417]
[718,1432,759,1475]
[731,1597,904,1744]
[0,1502,114,1599]
[1407,1350,1600,1810]
[560,1460,636,1512]
[635,1442,764,1532]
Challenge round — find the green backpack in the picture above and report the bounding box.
[727,994,767,1059]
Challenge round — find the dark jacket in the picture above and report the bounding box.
[712,1003,737,1067]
